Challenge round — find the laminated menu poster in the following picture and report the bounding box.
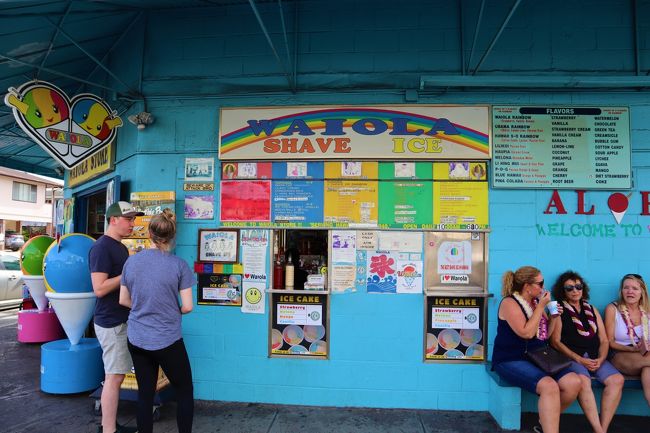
[197,273,242,306]
[271,180,324,226]
[425,295,485,361]
[378,181,433,229]
[323,180,378,227]
[432,181,488,230]
[128,191,176,240]
[220,180,271,222]
[270,292,328,358]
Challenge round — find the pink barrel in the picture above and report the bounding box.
[17,308,66,343]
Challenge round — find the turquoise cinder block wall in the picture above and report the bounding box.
[67,0,650,415]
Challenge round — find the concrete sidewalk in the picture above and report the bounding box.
[0,309,644,433]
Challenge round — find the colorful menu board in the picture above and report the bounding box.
[425,295,485,361]
[378,181,433,229]
[219,162,489,230]
[271,180,323,226]
[270,292,328,358]
[433,182,488,230]
[492,106,631,189]
[220,180,271,221]
[323,180,378,227]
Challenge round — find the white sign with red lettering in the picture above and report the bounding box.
[440,274,470,284]
[437,241,472,275]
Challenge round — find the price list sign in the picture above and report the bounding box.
[492,106,630,189]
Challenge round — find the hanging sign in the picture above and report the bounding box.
[67,141,115,187]
[219,105,490,160]
[5,80,122,169]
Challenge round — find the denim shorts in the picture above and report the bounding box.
[567,355,620,384]
[493,359,574,394]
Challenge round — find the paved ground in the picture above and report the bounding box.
[0,309,646,433]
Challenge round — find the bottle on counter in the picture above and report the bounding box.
[273,256,284,290]
[285,252,294,290]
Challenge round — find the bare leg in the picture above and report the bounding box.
[558,372,581,411]
[610,352,648,376]
[101,373,125,433]
[611,352,650,407]
[537,376,561,433]
[600,373,624,433]
[642,366,650,407]
[575,375,604,433]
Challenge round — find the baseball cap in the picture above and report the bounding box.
[106,201,144,219]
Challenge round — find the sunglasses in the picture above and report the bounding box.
[564,284,584,292]
[624,273,644,281]
[530,280,544,287]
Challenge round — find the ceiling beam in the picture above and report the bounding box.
[248,0,294,90]
[420,75,650,89]
[37,1,73,79]
[74,11,144,95]
[277,0,295,92]
[466,0,485,76]
[0,51,126,94]
[471,0,523,75]
[43,15,142,96]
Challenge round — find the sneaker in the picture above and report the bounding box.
[97,424,138,433]
[116,424,138,433]
[533,425,543,433]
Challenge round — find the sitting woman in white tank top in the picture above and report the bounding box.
[604,273,650,408]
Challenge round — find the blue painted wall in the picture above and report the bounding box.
[68,0,650,416]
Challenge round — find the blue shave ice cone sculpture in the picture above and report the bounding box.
[40,233,103,394]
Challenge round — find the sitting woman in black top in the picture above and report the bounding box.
[550,271,624,433]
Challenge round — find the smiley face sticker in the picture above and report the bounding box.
[245,286,262,304]
[242,283,265,314]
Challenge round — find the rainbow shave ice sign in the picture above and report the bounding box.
[5,80,122,169]
[219,105,490,160]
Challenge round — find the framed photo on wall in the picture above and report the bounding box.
[198,229,239,263]
[185,157,214,182]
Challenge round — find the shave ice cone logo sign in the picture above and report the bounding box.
[5,80,122,169]
[607,192,631,224]
[539,190,650,237]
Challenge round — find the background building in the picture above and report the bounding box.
[0,166,62,249]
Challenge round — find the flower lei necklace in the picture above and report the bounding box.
[562,300,597,338]
[512,291,548,340]
[618,303,650,352]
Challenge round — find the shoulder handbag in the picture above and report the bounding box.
[525,343,572,375]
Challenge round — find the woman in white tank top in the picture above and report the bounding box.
[604,274,650,408]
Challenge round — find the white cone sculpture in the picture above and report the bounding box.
[42,234,97,346]
[45,292,96,345]
[22,275,48,311]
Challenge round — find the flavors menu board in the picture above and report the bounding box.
[492,106,631,189]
